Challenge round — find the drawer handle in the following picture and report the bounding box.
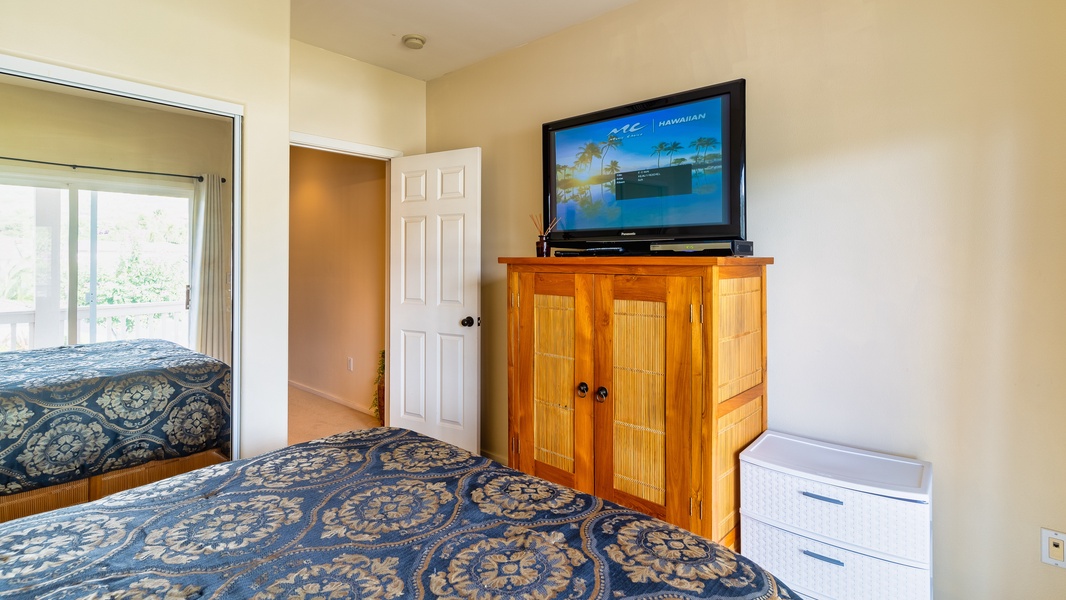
[802,550,845,567]
[802,491,844,505]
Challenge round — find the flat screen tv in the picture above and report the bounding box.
[543,79,745,253]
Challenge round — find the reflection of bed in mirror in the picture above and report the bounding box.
[0,67,239,523]
[0,339,231,522]
[0,428,795,599]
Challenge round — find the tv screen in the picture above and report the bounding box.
[543,79,745,251]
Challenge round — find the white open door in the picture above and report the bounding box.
[389,147,481,453]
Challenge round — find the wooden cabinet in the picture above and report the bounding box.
[499,256,772,547]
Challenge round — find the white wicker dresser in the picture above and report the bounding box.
[739,431,933,600]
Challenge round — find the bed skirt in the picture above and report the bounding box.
[0,448,227,522]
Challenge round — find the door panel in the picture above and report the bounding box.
[389,148,481,453]
[399,329,427,421]
[438,333,465,427]
[78,190,191,345]
[517,272,594,493]
[533,292,576,473]
[610,296,667,504]
[595,275,695,526]
[400,217,426,303]
[438,215,465,305]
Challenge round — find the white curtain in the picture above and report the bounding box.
[189,174,232,364]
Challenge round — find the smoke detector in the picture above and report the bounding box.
[402,34,426,50]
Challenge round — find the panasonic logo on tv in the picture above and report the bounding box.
[621,232,636,236]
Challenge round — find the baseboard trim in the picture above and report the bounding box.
[288,380,374,417]
[480,449,507,467]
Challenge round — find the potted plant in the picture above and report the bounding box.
[372,349,384,425]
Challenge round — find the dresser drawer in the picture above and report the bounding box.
[741,516,930,600]
[741,462,930,564]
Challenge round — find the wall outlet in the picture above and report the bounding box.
[347,357,354,372]
[1042,528,1066,568]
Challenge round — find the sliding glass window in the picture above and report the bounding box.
[0,172,192,351]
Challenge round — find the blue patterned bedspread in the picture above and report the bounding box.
[0,428,793,599]
[0,339,231,496]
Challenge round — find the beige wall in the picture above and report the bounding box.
[0,0,292,457]
[290,40,426,155]
[0,81,232,180]
[289,147,386,413]
[426,0,1066,597]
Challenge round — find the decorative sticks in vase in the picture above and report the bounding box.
[530,214,558,257]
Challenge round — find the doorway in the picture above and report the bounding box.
[287,146,386,444]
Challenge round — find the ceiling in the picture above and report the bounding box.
[290,0,642,81]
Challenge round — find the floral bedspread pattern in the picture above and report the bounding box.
[0,339,231,496]
[0,428,793,599]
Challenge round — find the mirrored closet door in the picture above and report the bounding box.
[0,72,235,363]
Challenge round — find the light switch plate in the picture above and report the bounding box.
[1042,528,1066,568]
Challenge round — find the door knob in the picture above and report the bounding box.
[577,382,589,398]
[460,316,474,327]
[595,386,609,403]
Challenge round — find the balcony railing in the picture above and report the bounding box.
[0,309,34,352]
[0,302,188,351]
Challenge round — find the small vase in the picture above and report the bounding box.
[535,236,550,257]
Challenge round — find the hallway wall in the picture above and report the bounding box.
[289,146,386,413]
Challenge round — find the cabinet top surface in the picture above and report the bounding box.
[498,256,774,266]
[741,431,933,501]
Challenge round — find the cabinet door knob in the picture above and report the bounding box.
[577,382,589,398]
[595,386,609,402]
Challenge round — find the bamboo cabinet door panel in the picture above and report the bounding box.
[515,272,595,494]
[593,274,699,527]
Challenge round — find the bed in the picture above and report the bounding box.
[0,339,231,520]
[0,427,793,599]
